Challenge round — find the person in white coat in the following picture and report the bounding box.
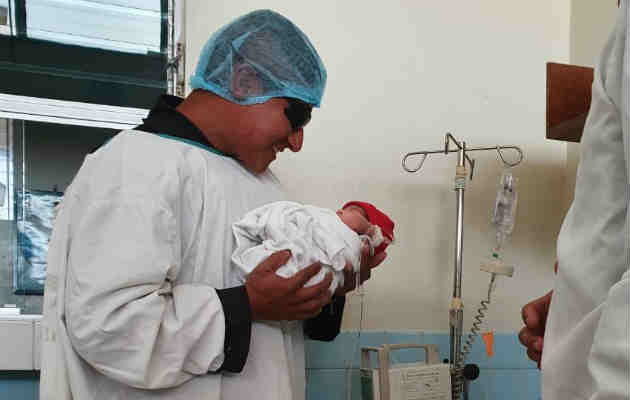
[39,10,387,400]
[519,2,629,399]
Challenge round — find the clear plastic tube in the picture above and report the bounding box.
[346,244,367,400]
[455,169,518,399]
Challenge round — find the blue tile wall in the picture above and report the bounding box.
[0,372,39,400]
[0,333,538,400]
[306,331,540,400]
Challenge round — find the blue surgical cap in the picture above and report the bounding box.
[190,9,327,107]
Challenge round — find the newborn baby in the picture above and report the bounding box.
[231,201,395,293]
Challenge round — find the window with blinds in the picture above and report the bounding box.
[0,0,167,108]
[25,0,162,54]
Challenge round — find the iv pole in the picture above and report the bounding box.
[402,133,523,400]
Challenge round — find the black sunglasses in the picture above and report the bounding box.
[283,98,312,132]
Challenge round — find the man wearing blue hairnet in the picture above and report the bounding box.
[39,10,386,400]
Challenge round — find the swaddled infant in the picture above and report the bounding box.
[231,201,395,293]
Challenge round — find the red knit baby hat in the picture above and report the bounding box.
[342,201,394,255]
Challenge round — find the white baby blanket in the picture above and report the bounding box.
[232,201,365,293]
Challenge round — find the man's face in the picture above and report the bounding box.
[231,98,306,174]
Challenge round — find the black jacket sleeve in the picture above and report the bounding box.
[303,295,346,342]
[215,288,345,374]
[215,285,252,373]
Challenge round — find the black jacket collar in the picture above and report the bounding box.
[136,95,214,148]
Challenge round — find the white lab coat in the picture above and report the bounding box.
[39,130,307,400]
[542,4,629,400]
[231,201,364,293]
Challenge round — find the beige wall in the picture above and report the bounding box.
[185,1,573,332]
[571,0,619,67]
[564,0,619,211]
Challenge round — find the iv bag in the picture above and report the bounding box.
[491,169,517,247]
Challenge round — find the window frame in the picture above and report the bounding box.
[0,0,170,109]
[0,93,148,130]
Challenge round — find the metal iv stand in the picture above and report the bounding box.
[402,133,523,400]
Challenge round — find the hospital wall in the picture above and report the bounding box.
[564,0,620,209]
[187,0,615,399]
[185,0,618,329]
[185,1,573,334]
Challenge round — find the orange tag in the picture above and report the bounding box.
[482,331,494,357]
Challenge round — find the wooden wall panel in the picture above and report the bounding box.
[546,62,594,143]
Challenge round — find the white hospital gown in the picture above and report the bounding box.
[39,130,307,400]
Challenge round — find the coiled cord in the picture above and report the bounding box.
[452,273,496,399]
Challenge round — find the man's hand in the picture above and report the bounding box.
[245,250,333,321]
[518,290,553,369]
[335,246,387,296]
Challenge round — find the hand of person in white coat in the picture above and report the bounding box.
[245,250,334,321]
[335,244,387,296]
[518,262,557,368]
[519,290,552,369]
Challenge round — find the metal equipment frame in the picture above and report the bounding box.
[402,133,524,399]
